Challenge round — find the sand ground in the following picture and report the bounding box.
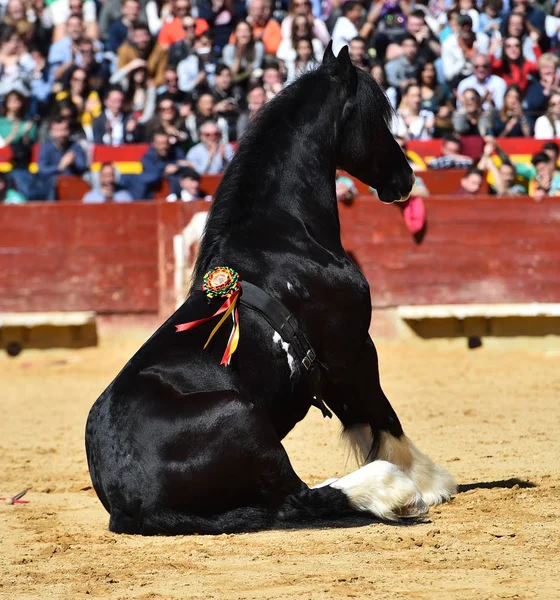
[1,325,559,600]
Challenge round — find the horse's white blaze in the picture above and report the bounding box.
[329,461,428,521]
[272,332,295,374]
[344,426,457,506]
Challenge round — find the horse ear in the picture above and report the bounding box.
[322,40,336,66]
[337,45,358,93]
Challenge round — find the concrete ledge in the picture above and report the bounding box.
[0,312,98,354]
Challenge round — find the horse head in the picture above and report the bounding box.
[322,43,414,203]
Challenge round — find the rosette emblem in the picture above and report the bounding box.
[175,267,242,366]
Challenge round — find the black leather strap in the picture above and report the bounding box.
[240,281,332,419]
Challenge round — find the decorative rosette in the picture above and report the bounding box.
[202,266,240,299]
[176,266,242,367]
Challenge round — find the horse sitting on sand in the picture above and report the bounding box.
[85,44,456,535]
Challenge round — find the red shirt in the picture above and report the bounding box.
[158,17,209,49]
[490,45,542,94]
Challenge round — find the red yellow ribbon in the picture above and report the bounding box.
[175,289,241,366]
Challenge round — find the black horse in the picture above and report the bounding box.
[85,44,456,535]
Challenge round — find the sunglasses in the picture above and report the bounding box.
[201,131,220,136]
[474,64,489,69]
[183,23,195,29]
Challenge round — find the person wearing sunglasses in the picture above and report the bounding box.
[457,53,507,111]
[534,92,560,139]
[168,16,197,67]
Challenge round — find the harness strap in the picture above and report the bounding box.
[240,281,332,419]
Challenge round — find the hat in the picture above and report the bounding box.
[179,166,201,181]
[458,14,473,27]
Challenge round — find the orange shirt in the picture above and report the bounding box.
[158,17,209,49]
[228,19,282,55]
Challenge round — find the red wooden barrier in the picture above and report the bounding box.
[1,196,559,315]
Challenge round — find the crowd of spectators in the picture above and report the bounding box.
[1,0,560,203]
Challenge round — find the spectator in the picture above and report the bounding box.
[393,83,435,140]
[453,88,494,136]
[236,84,267,138]
[489,33,541,93]
[428,135,474,169]
[331,1,368,55]
[167,14,196,67]
[4,0,35,43]
[166,165,204,201]
[457,53,507,110]
[478,139,526,195]
[456,166,485,195]
[492,84,531,136]
[212,64,243,141]
[442,14,489,87]
[281,0,330,48]
[107,0,142,53]
[417,61,445,114]
[196,0,235,51]
[245,0,282,56]
[262,64,284,99]
[222,22,265,89]
[74,37,107,96]
[124,128,190,198]
[157,67,192,111]
[91,87,141,145]
[529,151,560,200]
[525,53,560,124]
[455,0,481,32]
[499,11,538,62]
[0,90,36,198]
[0,170,26,204]
[505,0,545,38]
[49,0,98,42]
[117,23,168,87]
[185,119,235,174]
[386,9,442,66]
[285,37,319,83]
[145,0,173,37]
[335,171,357,204]
[0,27,36,100]
[184,92,228,143]
[347,37,370,71]
[478,0,504,39]
[37,115,87,200]
[110,61,157,124]
[534,92,560,138]
[82,162,134,203]
[55,66,102,129]
[364,0,409,60]
[370,61,398,109]
[385,34,420,92]
[157,0,208,49]
[276,13,324,65]
[177,31,218,94]
[143,95,190,147]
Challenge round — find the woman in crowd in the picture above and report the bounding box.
[3,0,34,43]
[452,88,493,136]
[143,95,191,148]
[534,92,560,139]
[417,61,445,114]
[110,60,157,125]
[55,66,102,130]
[222,21,264,88]
[370,61,397,109]
[492,84,531,137]
[490,35,540,93]
[285,37,319,84]
[393,83,435,140]
[499,12,539,62]
[0,27,36,100]
[276,14,324,65]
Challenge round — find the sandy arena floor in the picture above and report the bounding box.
[1,325,559,600]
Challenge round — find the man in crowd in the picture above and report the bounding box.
[428,136,474,170]
[107,0,142,53]
[166,166,204,202]
[37,116,88,200]
[456,166,486,195]
[246,0,282,56]
[529,152,560,200]
[117,22,168,87]
[212,65,243,141]
[168,14,197,67]
[92,87,140,145]
[83,162,134,202]
[158,0,208,49]
[457,53,507,111]
[186,120,235,175]
[385,34,421,91]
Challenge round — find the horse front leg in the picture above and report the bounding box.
[325,337,457,507]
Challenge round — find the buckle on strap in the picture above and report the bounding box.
[302,349,316,370]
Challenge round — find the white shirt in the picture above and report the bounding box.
[331,16,359,55]
[534,115,560,139]
[457,74,507,111]
[102,110,125,146]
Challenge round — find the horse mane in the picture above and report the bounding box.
[194,65,393,282]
